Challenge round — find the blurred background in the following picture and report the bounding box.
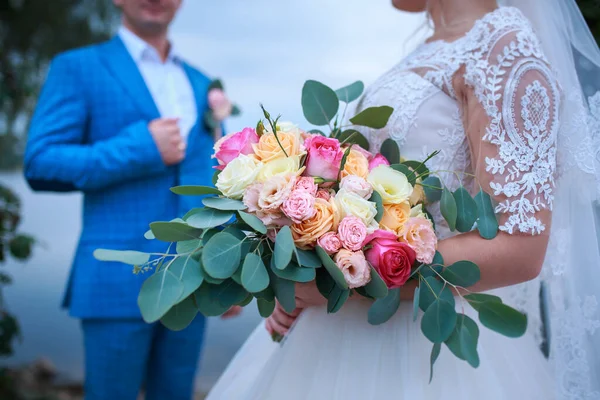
[1,0,598,399]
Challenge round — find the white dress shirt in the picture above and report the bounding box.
[119,26,197,143]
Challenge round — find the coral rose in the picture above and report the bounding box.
[291,198,336,249]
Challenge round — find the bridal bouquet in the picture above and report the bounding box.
[94,80,527,379]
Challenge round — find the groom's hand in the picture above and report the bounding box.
[148,117,185,165]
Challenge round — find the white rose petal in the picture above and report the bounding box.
[216,154,262,199]
[367,165,413,204]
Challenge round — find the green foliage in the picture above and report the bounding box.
[380,138,400,164]
[241,253,270,293]
[440,261,481,288]
[349,106,394,129]
[474,189,499,239]
[160,295,198,331]
[327,286,350,314]
[369,191,385,223]
[445,314,480,368]
[440,187,458,231]
[93,249,150,265]
[201,232,242,279]
[137,268,184,323]
[335,81,364,103]
[453,187,477,233]
[301,80,340,126]
[390,163,417,186]
[422,176,442,203]
[337,129,370,150]
[316,246,349,290]
[368,288,401,325]
[273,226,294,270]
[364,267,388,299]
[421,298,457,343]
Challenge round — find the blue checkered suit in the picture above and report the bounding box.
[24,36,215,399]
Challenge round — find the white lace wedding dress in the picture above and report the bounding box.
[207,7,558,399]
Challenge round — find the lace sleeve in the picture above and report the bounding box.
[459,27,561,235]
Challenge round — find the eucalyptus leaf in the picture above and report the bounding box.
[241,253,270,293]
[444,314,480,368]
[186,208,234,229]
[201,232,242,279]
[440,260,481,288]
[335,81,364,103]
[202,197,247,211]
[390,164,417,186]
[212,170,221,186]
[474,189,499,240]
[215,279,248,308]
[294,248,322,268]
[144,229,155,240]
[222,226,247,241]
[478,302,527,338]
[301,80,340,126]
[255,286,275,302]
[421,298,457,343]
[166,256,204,302]
[350,106,394,129]
[150,221,203,242]
[194,283,230,317]
[420,264,444,279]
[137,269,184,323]
[308,129,326,136]
[272,275,296,313]
[440,188,458,231]
[464,293,503,312]
[413,286,421,322]
[430,343,442,383]
[364,267,388,299]
[453,187,478,233]
[368,288,401,325]
[316,268,336,298]
[176,239,201,255]
[337,129,370,151]
[422,176,443,203]
[327,286,350,314]
[171,185,221,196]
[402,160,430,179]
[271,262,316,283]
[93,249,150,266]
[380,138,400,165]
[183,208,204,221]
[369,191,385,223]
[237,294,253,307]
[257,298,276,318]
[316,246,349,290]
[238,211,267,234]
[419,276,455,312]
[160,295,198,331]
[274,226,294,270]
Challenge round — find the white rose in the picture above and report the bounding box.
[410,204,428,219]
[216,154,262,199]
[257,155,303,182]
[367,165,413,205]
[339,175,373,199]
[334,189,378,228]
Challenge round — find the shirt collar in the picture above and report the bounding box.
[118,25,181,64]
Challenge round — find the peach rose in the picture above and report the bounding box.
[337,216,367,251]
[380,201,411,233]
[409,180,426,205]
[334,249,371,289]
[317,232,342,255]
[258,174,296,212]
[291,198,336,249]
[252,131,304,163]
[400,217,437,264]
[340,148,370,179]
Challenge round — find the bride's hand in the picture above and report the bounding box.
[265,302,302,336]
[294,281,327,308]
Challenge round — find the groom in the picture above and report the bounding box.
[23,0,236,399]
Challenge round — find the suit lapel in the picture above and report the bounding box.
[98,36,160,120]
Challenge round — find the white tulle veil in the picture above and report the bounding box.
[497,0,600,398]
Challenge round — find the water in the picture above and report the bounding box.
[0,172,261,393]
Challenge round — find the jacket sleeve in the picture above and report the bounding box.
[24,54,167,192]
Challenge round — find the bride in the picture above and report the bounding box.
[208,0,600,398]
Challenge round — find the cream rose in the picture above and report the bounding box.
[334,189,378,229]
[367,165,413,205]
[216,154,262,199]
[410,204,428,219]
[257,155,303,182]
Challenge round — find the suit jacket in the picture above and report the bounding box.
[24,36,217,318]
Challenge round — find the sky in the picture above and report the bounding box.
[169,0,428,133]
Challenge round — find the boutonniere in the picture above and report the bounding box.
[205,79,241,140]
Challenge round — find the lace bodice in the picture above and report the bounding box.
[358,6,560,238]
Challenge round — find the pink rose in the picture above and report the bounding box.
[339,175,373,199]
[258,174,296,212]
[400,217,438,264]
[369,153,391,171]
[243,182,262,213]
[317,232,342,255]
[294,177,318,195]
[303,135,343,180]
[208,88,233,121]
[337,216,367,251]
[213,127,259,169]
[282,190,317,224]
[334,249,371,289]
[363,229,416,289]
[315,189,333,201]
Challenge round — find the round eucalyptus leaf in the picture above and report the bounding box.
[440,188,457,231]
[194,283,230,317]
[463,293,502,312]
[335,81,364,103]
[271,262,316,283]
[215,280,248,308]
[301,80,339,126]
[202,197,247,211]
[474,189,499,239]
[337,129,370,150]
[201,232,242,279]
[380,138,400,165]
[453,187,478,233]
[170,185,221,196]
[368,288,401,325]
[421,298,457,343]
[238,211,267,234]
[350,106,394,129]
[422,176,443,203]
[419,276,455,311]
[294,248,322,268]
[364,267,388,299]
[186,208,234,229]
[176,239,201,255]
[478,302,527,338]
[327,286,350,314]
[93,249,150,266]
[271,274,296,313]
[316,246,349,290]
[137,269,184,323]
[149,221,203,242]
[369,191,385,223]
[241,253,270,293]
[440,260,481,288]
[274,226,294,270]
[167,256,204,302]
[159,295,198,331]
[444,314,480,368]
[257,298,275,318]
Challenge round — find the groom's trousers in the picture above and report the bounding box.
[81,316,206,400]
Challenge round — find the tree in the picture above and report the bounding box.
[0,0,118,170]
